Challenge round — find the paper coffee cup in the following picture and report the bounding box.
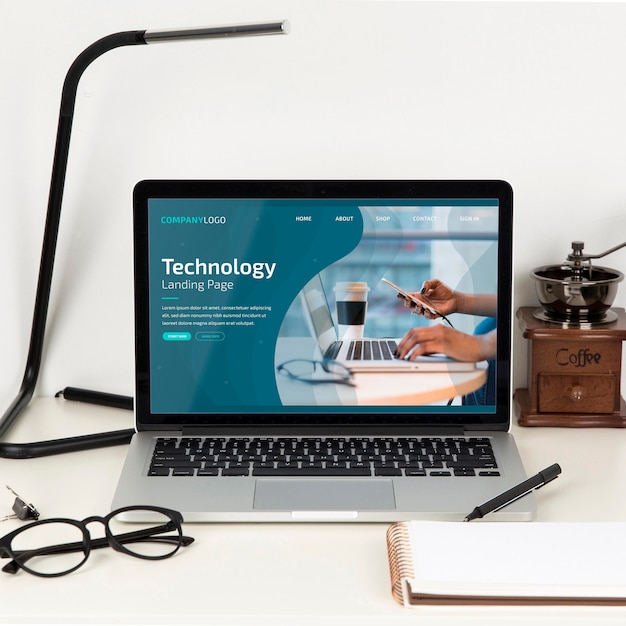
[334,281,369,340]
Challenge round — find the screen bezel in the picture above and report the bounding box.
[133,179,513,434]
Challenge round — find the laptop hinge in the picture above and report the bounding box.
[180,425,467,437]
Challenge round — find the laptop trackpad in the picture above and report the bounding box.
[253,479,396,511]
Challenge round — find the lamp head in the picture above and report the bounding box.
[143,20,290,44]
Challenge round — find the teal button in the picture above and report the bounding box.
[196,331,225,342]
[162,332,192,341]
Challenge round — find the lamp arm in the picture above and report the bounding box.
[0,32,147,441]
[0,21,288,455]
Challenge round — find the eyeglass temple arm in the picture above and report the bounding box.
[1,525,194,574]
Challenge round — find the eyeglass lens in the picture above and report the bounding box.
[107,509,181,559]
[11,520,88,576]
[281,360,317,377]
[319,361,350,377]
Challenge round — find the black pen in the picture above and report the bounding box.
[463,463,561,522]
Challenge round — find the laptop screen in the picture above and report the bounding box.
[133,180,513,431]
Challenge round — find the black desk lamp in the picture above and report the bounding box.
[0,21,289,459]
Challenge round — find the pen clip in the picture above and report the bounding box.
[535,474,559,490]
[490,488,534,514]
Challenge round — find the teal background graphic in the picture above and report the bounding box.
[149,199,363,413]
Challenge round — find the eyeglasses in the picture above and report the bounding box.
[0,505,193,577]
[276,359,355,387]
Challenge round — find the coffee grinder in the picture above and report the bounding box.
[514,240,626,427]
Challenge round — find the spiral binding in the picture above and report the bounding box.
[386,522,415,605]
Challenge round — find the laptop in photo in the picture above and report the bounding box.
[111,179,535,522]
[299,272,476,372]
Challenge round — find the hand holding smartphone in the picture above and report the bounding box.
[381,278,453,326]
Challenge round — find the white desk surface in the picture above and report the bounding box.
[1,397,626,625]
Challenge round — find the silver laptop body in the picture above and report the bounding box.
[111,179,534,522]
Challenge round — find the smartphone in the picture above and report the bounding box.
[381,277,451,325]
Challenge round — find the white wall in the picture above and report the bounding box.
[1,0,626,412]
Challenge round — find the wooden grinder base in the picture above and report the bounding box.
[514,307,626,427]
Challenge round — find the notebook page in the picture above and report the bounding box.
[407,521,626,597]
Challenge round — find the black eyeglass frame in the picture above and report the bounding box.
[276,358,356,387]
[0,505,193,577]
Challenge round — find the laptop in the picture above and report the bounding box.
[298,272,476,372]
[111,179,535,522]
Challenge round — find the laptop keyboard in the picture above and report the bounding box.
[346,339,397,361]
[148,436,500,478]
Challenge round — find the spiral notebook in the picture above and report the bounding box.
[386,520,626,606]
